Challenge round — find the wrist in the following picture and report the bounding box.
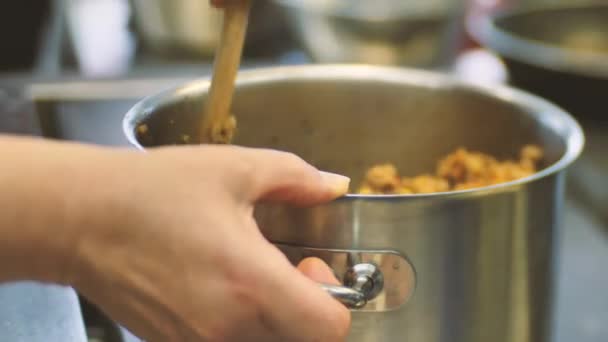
[0,136,125,285]
[59,145,142,293]
[56,144,134,288]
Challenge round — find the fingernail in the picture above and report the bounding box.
[320,171,350,196]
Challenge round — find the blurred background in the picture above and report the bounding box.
[0,0,606,341]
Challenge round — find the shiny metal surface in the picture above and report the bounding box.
[467,2,608,121]
[343,263,384,302]
[320,261,384,309]
[130,0,222,57]
[320,283,366,309]
[272,0,463,67]
[123,65,584,342]
[276,245,414,311]
[468,2,608,79]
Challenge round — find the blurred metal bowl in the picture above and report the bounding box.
[130,0,284,58]
[273,0,464,68]
[130,0,221,57]
[468,1,608,119]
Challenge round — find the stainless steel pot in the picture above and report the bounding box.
[123,65,584,342]
[272,0,464,68]
[130,0,222,57]
[467,2,608,120]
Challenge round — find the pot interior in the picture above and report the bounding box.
[132,69,571,187]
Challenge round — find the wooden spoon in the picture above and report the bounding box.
[199,0,252,144]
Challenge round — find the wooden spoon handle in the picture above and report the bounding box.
[199,0,252,143]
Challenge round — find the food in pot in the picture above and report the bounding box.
[358,145,543,194]
[134,120,542,195]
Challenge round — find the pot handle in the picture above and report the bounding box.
[275,244,415,311]
[320,263,384,309]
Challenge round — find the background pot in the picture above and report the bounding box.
[130,0,285,58]
[272,0,464,68]
[467,1,608,121]
[123,65,583,342]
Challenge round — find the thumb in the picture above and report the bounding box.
[254,246,351,341]
[245,149,350,206]
[297,257,341,286]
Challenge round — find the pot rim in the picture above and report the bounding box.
[123,64,585,200]
[272,0,453,22]
[466,2,608,80]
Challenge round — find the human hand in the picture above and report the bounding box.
[70,145,351,341]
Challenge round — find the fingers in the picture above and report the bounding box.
[156,145,349,206]
[256,247,351,341]
[242,148,350,206]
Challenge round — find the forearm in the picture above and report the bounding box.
[0,135,114,284]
